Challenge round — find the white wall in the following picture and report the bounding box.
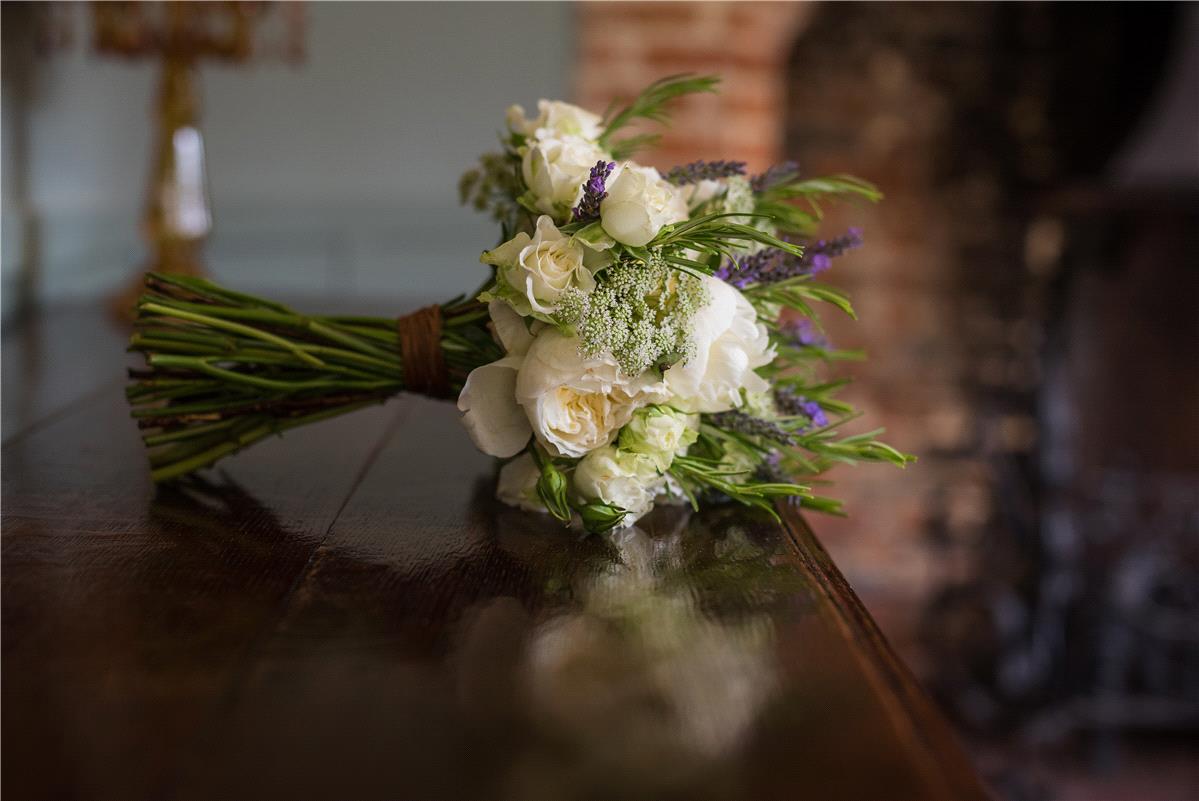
[5,2,574,309]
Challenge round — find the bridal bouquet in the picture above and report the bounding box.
[128,75,911,533]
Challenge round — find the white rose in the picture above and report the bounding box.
[618,405,699,470]
[495,453,545,513]
[457,302,536,459]
[482,216,596,316]
[573,445,664,526]
[517,329,670,458]
[599,163,689,247]
[664,276,775,413]
[522,135,609,217]
[507,100,603,141]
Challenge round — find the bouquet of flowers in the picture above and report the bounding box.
[127,75,912,533]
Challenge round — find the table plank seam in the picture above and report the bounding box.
[150,398,413,798]
[1,376,124,449]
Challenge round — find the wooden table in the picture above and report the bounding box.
[2,306,991,801]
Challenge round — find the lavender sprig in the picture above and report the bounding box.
[708,411,796,445]
[779,317,829,349]
[775,387,829,430]
[571,160,615,223]
[750,160,799,193]
[715,227,863,288]
[664,160,747,186]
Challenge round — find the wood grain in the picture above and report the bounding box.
[2,308,992,801]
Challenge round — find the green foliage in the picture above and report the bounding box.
[599,74,720,155]
[669,455,809,520]
[649,212,804,277]
[755,174,882,235]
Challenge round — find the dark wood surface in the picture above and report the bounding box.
[3,306,992,801]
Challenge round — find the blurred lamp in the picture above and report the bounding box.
[89,1,304,317]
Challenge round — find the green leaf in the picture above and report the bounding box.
[599,74,720,147]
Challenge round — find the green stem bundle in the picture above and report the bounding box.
[127,273,499,482]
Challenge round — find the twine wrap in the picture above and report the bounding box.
[397,305,450,398]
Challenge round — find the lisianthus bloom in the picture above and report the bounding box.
[522,136,610,218]
[618,405,699,471]
[482,216,600,317]
[506,100,604,142]
[573,445,664,526]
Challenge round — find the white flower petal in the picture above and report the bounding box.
[457,356,531,458]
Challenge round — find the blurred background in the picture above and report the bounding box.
[2,2,1197,799]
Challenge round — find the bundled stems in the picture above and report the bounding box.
[127,273,499,482]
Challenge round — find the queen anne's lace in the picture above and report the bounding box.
[569,255,708,377]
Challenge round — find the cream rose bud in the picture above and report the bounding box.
[516,329,670,459]
[522,136,609,217]
[618,405,699,470]
[495,453,545,513]
[482,216,596,316]
[573,446,665,526]
[507,100,603,141]
[664,275,776,413]
[599,164,690,247]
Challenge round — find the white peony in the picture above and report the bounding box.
[482,216,596,316]
[599,163,689,247]
[664,275,775,413]
[495,453,545,512]
[573,445,665,526]
[522,135,609,217]
[458,321,670,461]
[516,329,670,458]
[507,100,603,142]
[618,405,699,470]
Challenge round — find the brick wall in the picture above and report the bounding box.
[575,3,1052,665]
[575,2,810,172]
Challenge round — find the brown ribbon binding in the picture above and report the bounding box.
[397,305,450,399]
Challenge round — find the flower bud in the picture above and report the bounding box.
[534,455,572,523]
[578,501,628,535]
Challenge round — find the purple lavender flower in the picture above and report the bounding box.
[717,227,864,288]
[750,161,799,193]
[571,160,615,223]
[664,160,747,186]
[774,387,829,431]
[779,317,829,349]
[755,450,788,483]
[708,411,796,445]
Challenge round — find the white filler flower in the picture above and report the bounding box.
[599,163,689,247]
